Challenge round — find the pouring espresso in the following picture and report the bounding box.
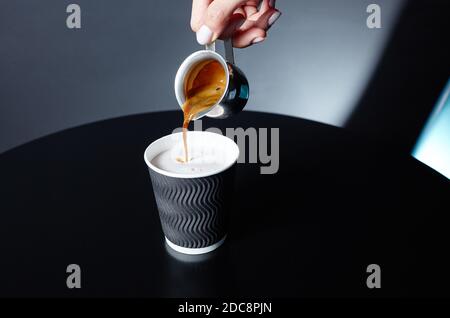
[179,59,226,162]
[174,39,249,163]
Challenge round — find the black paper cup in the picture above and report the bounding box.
[144,131,239,255]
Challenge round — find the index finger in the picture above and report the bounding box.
[191,0,211,32]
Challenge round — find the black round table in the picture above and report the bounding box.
[0,111,449,298]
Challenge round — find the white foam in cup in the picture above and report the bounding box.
[144,131,239,178]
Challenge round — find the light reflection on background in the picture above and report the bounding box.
[412,79,450,180]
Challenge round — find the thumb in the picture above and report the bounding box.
[196,0,247,45]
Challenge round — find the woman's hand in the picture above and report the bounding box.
[191,0,281,48]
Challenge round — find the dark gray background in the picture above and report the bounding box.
[1,0,406,153]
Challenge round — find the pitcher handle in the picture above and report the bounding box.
[205,39,235,65]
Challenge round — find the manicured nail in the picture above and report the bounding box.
[196,25,213,45]
[252,37,265,44]
[268,11,281,27]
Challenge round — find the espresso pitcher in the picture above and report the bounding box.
[174,39,249,120]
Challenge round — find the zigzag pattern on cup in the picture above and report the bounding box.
[148,169,233,249]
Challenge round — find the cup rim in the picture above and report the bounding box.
[144,131,239,179]
[174,50,230,120]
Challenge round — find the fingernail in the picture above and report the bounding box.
[268,11,281,27]
[252,37,265,44]
[196,25,213,45]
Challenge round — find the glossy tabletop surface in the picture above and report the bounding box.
[0,111,448,297]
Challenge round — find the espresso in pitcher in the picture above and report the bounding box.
[178,59,226,163]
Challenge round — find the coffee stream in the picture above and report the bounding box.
[179,60,226,163]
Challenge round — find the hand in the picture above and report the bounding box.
[191,0,282,48]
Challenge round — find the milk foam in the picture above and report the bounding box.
[149,133,234,176]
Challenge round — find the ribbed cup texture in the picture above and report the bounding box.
[148,165,235,249]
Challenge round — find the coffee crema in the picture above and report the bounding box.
[179,59,226,163]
